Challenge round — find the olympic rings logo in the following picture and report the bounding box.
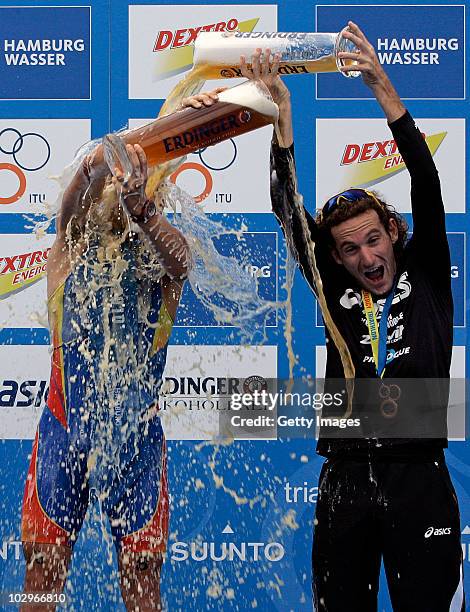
[0,128,51,206]
[170,139,237,203]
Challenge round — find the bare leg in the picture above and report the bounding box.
[21,543,72,612]
[118,550,163,611]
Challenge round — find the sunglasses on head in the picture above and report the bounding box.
[321,188,382,220]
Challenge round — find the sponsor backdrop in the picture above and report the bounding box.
[0,1,468,611]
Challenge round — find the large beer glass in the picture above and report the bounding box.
[193,30,360,79]
[103,80,279,181]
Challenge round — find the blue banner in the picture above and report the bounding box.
[0,6,91,100]
[317,4,465,100]
[176,232,278,327]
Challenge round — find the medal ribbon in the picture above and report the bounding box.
[361,287,395,377]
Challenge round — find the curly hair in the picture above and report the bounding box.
[316,191,408,259]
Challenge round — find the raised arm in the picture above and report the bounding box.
[56,147,109,239]
[339,22,405,123]
[46,149,110,298]
[113,144,191,281]
[240,48,321,294]
[270,136,320,294]
[339,22,449,271]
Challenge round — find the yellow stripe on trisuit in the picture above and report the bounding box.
[150,301,174,356]
[48,282,68,414]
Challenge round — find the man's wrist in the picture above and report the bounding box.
[277,98,291,113]
[274,90,291,108]
[130,199,158,224]
[367,70,399,98]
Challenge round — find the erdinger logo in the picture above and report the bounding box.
[0,128,50,205]
[0,249,50,298]
[171,524,285,562]
[160,376,261,411]
[163,113,247,155]
[238,110,251,124]
[337,131,446,188]
[243,375,267,394]
[424,526,451,538]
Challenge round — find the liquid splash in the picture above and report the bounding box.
[2,62,305,611]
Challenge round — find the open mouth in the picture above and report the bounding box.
[364,265,384,282]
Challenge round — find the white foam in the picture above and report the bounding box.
[218,80,279,120]
[194,32,292,64]
[195,32,337,63]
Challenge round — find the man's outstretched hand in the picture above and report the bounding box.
[339,21,405,123]
[338,21,386,87]
[180,87,227,109]
[240,47,293,147]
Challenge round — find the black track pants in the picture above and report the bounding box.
[312,455,464,612]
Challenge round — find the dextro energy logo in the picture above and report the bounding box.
[154,19,240,51]
[152,17,259,80]
[171,524,285,562]
[0,128,50,206]
[338,131,446,188]
[0,249,50,299]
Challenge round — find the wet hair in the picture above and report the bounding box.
[316,191,408,259]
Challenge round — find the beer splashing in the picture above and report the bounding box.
[273,137,355,415]
[3,64,297,609]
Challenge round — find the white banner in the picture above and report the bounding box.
[0,344,277,440]
[129,4,277,99]
[0,233,54,328]
[316,118,465,213]
[0,119,91,215]
[0,345,50,439]
[161,344,277,439]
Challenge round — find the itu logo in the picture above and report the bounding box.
[0,128,50,205]
[170,139,238,204]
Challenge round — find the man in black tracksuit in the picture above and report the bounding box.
[240,21,464,612]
